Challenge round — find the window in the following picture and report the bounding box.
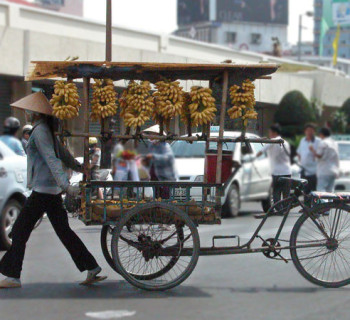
[251,33,262,45]
[226,32,237,44]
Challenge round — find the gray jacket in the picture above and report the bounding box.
[27,119,82,194]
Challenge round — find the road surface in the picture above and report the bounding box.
[0,202,349,320]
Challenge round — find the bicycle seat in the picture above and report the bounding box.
[278,177,308,189]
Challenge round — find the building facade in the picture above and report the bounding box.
[175,0,288,54]
[6,0,83,16]
[314,0,350,58]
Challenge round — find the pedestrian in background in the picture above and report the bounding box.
[21,124,33,152]
[257,124,291,213]
[0,117,26,156]
[0,92,105,288]
[310,127,339,193]
[297,123,320,194]
[143,125,176,198]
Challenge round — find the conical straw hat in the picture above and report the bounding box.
[10,92,52,116]
[142,124,167,136]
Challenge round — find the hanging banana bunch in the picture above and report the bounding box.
[153,80,184,121]
[186,86,217,126]
[50,80,80,120]
[120,81,154,129]
[91,78,118,121]
[228,79,257,127]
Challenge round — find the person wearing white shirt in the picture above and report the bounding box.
[309,128,339,192]
[257,124,291,213]
[297,123,321,194]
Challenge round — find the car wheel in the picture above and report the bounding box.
[261,187,273,213]
[223,184,240,218]
[0,199,22,250]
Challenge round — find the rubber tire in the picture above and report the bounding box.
[101,225,119,272]
[102,224,184,280]
[223,184,240,218]
[290,202,350,288]
[0,199,22,250]
[111,203,200,291]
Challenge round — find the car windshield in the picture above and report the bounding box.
[338,143,350,161]
[171,140,235,158]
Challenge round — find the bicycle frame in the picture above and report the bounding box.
[173,187,331,257]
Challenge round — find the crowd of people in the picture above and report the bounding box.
[261,123,340,214]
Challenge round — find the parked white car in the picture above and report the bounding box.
[0,140,27,249]
[171,131,272,217]
[334,140,350,191]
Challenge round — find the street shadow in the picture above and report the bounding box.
[0,281,211,299]
[200,285,350,294]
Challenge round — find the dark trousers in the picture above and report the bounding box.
[272,175,291,210]
[0,192,98,279]
[301,173,317,194]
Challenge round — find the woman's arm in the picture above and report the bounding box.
[57,140,84,172]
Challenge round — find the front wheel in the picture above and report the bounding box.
[290,202,350,288]
[111,203,200,291]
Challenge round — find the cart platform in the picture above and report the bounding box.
[81,181,223,226]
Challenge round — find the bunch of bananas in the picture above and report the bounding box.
[153,80,184,120]
[180,92,192,124]
[228,79,257,127]
[186,86,217,126]
[91,79,117,120]
[50,80,80,120]
[120,81,154,129]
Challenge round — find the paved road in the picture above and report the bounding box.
[1,203,350,320]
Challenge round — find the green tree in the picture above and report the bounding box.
[332,110,348,134]
[274,91,315,137]
[341,98,350,133]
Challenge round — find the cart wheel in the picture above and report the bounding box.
[111,203,200,291]
[102,224,180,280]
[101,225,119,272]
[290,202,350,288]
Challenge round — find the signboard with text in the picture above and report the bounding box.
[177,0,288,26]
[332,0,350,25]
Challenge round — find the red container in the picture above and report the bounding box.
[205,152,233,184]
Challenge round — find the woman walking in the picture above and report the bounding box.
[0,92,106,288]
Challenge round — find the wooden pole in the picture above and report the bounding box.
[216,71,229,184]
[83,77,91,182]
[106,0,112,62]
[55,132,283,144]
[100,0,113,168]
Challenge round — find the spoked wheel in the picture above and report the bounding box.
[101,225,118,272]
[111,203,200,291]
[290,202,350,288]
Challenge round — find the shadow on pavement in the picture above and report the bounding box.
[0,281,211,299]
[200,285,350,294]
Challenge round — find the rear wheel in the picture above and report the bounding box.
[290,202,350,288]
[111,203,200,291]
[0,199,22,250]
[101,225,118,272]
[223,184,240,218]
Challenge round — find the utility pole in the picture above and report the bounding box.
[298,14,302,61]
